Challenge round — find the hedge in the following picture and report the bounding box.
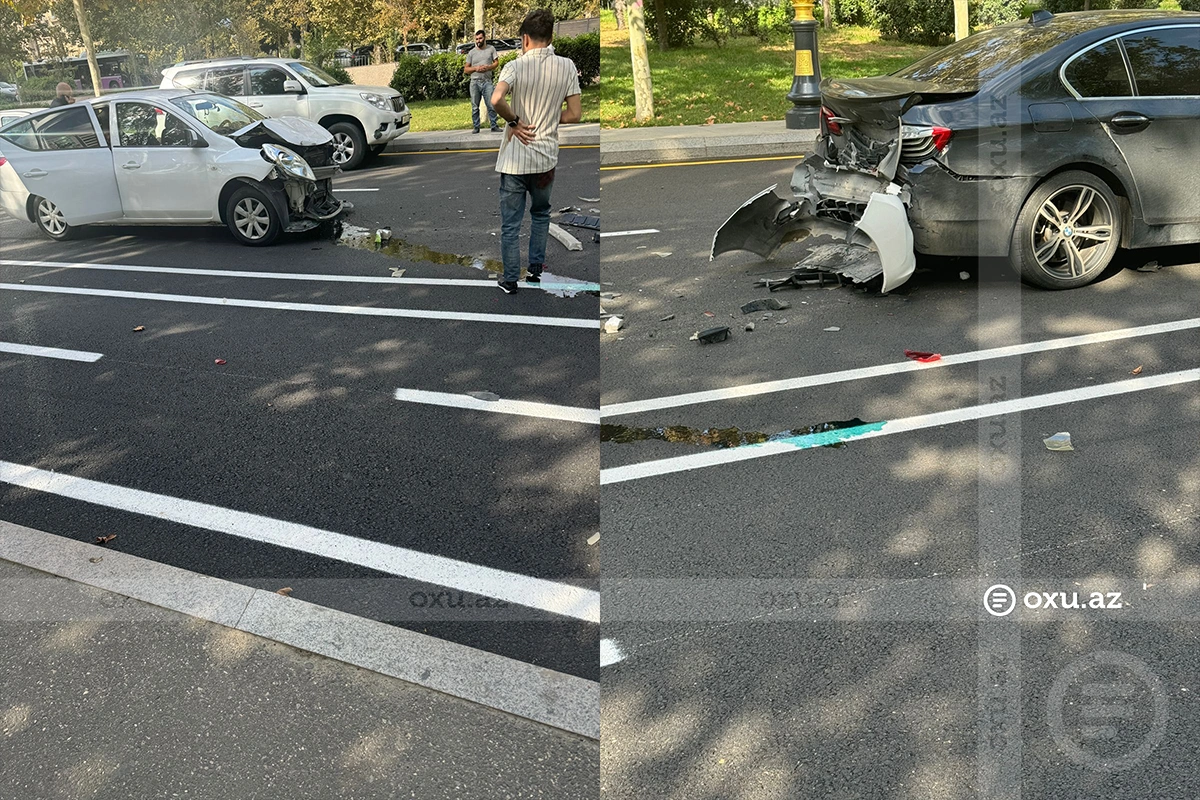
[389,33,600,102]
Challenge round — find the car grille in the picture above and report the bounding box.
[297,143,334,168]
[900,135,938,164]
[391,96,406,113]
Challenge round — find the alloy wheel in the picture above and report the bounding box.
[37,199,66,236]
[233,197,271,240]
[1030,184,1114,280]
[332,132,354,165]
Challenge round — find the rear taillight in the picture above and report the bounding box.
[931,126,953,152]
[820,106,841,136]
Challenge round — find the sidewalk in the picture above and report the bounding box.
[386,122,600,152]
[600,120,818,166]
[0,523,597,799]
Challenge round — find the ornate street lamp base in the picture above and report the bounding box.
[785,104,819,130]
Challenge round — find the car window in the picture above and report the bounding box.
[170,92,263,135]
[2,106,101,151]
[116,102,194,147]
[1121,27,1200,97]
[206,66,246,96]
[287,61,341,86]
[93,103,111,144]
[171,67,206,90]
[1064,40,1132,98]
[248,66,289,95]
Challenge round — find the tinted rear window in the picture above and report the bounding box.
[1122,26,1200,96]
[893,24,1080,91]
[1064,40,1132,97]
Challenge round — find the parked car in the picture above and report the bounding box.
[0,82,19,103]
[0,107,37,127]
[714,9,1200,290]
[395,42,438,58]
[492,38,520,52]
[455,43,474,55]
[333,48,353,67]
[0,90,345,246]
[160,56,410,170]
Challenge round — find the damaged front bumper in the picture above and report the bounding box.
[276,165,347,233]
[712,162,916,293]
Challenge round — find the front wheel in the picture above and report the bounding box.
[225,185,281,246]
[328,122,367,170]
[1009,171,1120,290]
[32,196,73,241]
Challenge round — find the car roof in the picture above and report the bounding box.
[163,57,301,74]
[1004,8,1200,34]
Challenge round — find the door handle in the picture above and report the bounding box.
[21,169,47,178]
[1109,113,1150,128]
[121,162,141,170]
[248,102,264,107]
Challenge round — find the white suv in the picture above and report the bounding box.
[160,57,410,170]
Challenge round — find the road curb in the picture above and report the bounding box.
[385,123,600,153]
[599,123,817,167]
[0,519,599,740]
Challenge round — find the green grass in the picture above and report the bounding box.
[406,84,599,132]
[601,23,936,128]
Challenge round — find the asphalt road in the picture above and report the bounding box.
[600,158,1200,797]
[0,148,600,681]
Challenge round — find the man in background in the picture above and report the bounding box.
[464,30,500,134]
[490,10,582,294]
[48,82,75,107]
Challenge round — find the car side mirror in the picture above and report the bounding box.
[283,80,304,94]
[187,128,208,148]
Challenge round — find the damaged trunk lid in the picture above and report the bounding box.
[820,76,973,180]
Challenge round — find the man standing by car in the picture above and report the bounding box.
[490,9,581,293]
[464,30,500,134]
[48,82,74,107]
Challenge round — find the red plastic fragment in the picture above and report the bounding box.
[214,359,226,365]
[904,350,942,363]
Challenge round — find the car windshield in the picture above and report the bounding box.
[892,23,1079,91]
[288,61,341,87]
[169,93,264,135]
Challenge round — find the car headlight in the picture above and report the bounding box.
[260,143,315,182]
[360,92,391,111]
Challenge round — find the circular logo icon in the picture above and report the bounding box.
[983,583,1017,617]
[1048,650,1168,771]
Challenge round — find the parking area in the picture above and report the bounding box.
[599,158,1200,797]
[0,147,601,682]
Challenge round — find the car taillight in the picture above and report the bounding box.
[931,126,953,152]
[820,106,841,136]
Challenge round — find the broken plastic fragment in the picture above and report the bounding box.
[604,316,625,333]
[744,322,755,331]
[276,587,294,596]
[214,358,226,365]
[904,349,941,363]
[578,196,600,203]
[467,391,501,402]
[740,298,791,314]
[696,326,730,344]
[660,314,675,321]
[651,252,672,258]
[390,268,406,278]
[959,271,970,280]
[1137,261,1160,273]
[1131,365,1144,375]
[548,223,584,251]
[133,325,145,332]
[1043,432,1074,451]
[823,326,840,332]
[587,533,600,545]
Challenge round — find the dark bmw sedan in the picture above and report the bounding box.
[714,10,1200,290]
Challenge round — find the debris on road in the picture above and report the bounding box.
[703,311,715,317]
[390,268,406,278]
[823,326,841,332]
[1137,261,1161,273]
[651,252,672,258]
[744,322,755,332]
[695,326,730,344]
[740,298,791,314]
[214,358,227,365]
[558,205,581,213]
[756,269,844,292]
[776,318,789,325]
[578,197,600,203]
[600,292,621,299]
[1131,365,1144,375]
[375,227,391,244]
[557,213,600,230]
[604,316,625,333]
[467,391,501,401]
[587,533,600,546]
[1043,432,1074,451]
[904,350,941,363]
[276,587,294,596]
[95,534,117,545]
[548,223,584,251]
[132,326,145,332]
[89,557,103,564]
[959,271,970,280]
[660,314,676,322]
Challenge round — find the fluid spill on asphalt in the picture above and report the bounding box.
[600,418,876,449]
[336,223,599,298]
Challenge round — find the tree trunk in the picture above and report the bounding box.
[823,0,832,29]
[615,0,626,30]
[628,0,654,121]
[71,0,103,97]
[653,0,667,52]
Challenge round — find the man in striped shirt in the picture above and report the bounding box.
[490,9,583,294]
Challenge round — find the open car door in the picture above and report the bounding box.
[0,104,123,225]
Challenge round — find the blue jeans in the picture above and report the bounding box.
[470,80,497,129]
[499,171,555,283]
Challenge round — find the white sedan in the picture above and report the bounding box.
[0,89,346,246]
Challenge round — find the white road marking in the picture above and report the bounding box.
[332,188,381,192]
[600,638,626,666]
[601,367,1200,484]
[602,316,1200,417]
[0,282,599,330]
[600,229,659,238]
[0,459,600,623]
[0,342,102,362]
[0,259,601,293]
[394,389,600,424]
